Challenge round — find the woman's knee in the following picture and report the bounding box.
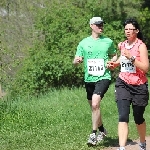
[117,100,130,122]
[134,115,145,125]
[119,112,129,122]
[133,105,145,125]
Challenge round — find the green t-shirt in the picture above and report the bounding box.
[75,35,116,82]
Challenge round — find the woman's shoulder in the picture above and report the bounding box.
[118,40,127,49]
[137,39,147,49]
[137,39,144,44]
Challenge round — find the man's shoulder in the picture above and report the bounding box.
[101,35,113,43]
[79,36,91,43]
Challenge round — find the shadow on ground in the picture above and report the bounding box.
[96,137,138,149]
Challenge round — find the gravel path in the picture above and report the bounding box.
[103,136,150,150]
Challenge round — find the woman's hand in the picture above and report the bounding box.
[122,49,132,59]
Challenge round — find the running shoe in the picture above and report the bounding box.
[87,133,97,146]
[117,148,125,150]
[97,128,107,143]
[139,142,146,150]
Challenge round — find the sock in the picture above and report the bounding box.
[140,141,146,147]
[98,124,104,132]
[119,147,125,150]
[92,130,97,134]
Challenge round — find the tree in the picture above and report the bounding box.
[1,0,149,96]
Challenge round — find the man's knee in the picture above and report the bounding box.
[92,103,99,110]
[92,94,101,110]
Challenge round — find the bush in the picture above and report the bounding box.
[10,0,149,96]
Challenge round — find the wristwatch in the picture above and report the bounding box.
[129,56,136,63]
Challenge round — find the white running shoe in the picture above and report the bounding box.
[139,142,146,150]
[97,128,107,143]
[87,133,97,146]
[117,148,125,150]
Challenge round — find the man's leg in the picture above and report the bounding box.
[92,79,111,131]
[92,79,111,143]
[86,80,110,146]
[87,95,103,146]
[88,97,102,129]
[86,83,98,146]
[91,94,101,131]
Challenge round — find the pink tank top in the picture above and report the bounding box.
[118,39,147,85]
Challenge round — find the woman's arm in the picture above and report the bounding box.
[123,43,149,73]
[133,43,149,73]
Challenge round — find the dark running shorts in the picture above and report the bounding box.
[85,79,111,100]
[115,77,149,106]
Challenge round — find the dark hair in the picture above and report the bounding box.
[123,18,144,41]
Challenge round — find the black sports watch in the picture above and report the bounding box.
[129,56,136,63]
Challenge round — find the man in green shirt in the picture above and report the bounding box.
[73,17,117,146]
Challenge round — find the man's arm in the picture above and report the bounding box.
[109,54,118,62]
[73,41,84,66]
[107,55,121,69]
[73,56,83,66]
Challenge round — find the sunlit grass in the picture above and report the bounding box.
[0,83,150,150]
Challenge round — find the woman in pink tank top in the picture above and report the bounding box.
[107,18,149,150]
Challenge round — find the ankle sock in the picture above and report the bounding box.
[92,130,97,134]
[98,124,104,132]
[140,141,146,147]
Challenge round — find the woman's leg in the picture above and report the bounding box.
[132,105,146,143]
[117,100,131,147]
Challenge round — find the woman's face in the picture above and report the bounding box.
[124,23,138,40]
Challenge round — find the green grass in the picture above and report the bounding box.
[0,84,150,150]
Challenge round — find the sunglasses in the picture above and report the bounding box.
[124,28,137,31]
[95,24,104,28]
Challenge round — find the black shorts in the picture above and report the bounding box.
[85,79,111,100]
[115,77,149,106]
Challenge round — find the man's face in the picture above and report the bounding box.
[90,23,104,34]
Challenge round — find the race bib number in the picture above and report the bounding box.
[87,59,105,76]
[120,56,136,73]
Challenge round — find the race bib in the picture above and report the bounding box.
[120,56,136,73]
[87,59,105,76]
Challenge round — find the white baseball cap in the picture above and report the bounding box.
[89,17,105,24]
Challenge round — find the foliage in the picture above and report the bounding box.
[0,0,41,93]
[11,44,84,95]
[9,1,122,95]
[139,7,150,48]
[0,0,150,96]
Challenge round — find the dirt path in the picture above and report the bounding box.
[103,136,150,150]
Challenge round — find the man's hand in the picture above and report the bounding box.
[73,56,83,65]
[106,61,119,70]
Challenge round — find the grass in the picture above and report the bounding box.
[0,84,150,150]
